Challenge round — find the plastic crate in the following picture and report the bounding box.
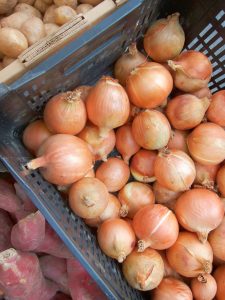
[0,0,224,299]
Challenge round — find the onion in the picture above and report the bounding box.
[152,277,193,300]
[168,50,212,92]
[130,149,157,183]
[159,251,181,279]
[79,0,102,5]
[26,134,93,185]
[175,188,224,242]
[144,13,185,62]
[23,120,52,155]
[126,62,173,109]
[133,204,179,251]
[217,165,225,197]
[192,86,212,99]
[69,177,108,219]
[207,90,225,126]
[132,110,171,150]
[166,231,213,277]
[43,91,87,135]
[195,162,220,188]
[166,94,210,130]
[118,182,155,218]
[191,274,217,300]
[208,216,225,261]
[115,124,140,164]
[122,248,164,291]
[97,218,136,263]
[0,0,18,14]
[96,157,130,192]
[153,181,182,211]
[84,194,121,227]
[167,129,189,153]
[76,3,93,13]
[187,122,225,165]
[127,104,143,122]
[86,76,130,137]
[154,149,196,192]
[54,5,77,26]
[114,43,146,86]
[78,124,116,161]
[213,265,225,300]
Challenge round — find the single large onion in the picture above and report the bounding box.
[23,120,52,154]
[97,218,136,263]
[152,277,193,300]
[154,149,196,192]
[26,134,93,185]
[126,62,173,109]
[194,162,220,188]
[208,216,225,261]
[213,265,225,300]
[114,43,146,86]
[118,182,155,218]
[168,50,212,92]
[207,90,225,126]
[166,231,213,278]
[175,188,224,243]
[153,182,182,211]
[166,94,210,130]
[144,13,184,62]
[217,165,225,197]
[191,274,217,300]
[130,149,157,183]
[132,110,171,150]
[167,129,189,153]
[122,248,164,291]
[96,157,130,192]
[115,124,140,164]
[86,76,130,137]
[159,251,181,279]
[78,124,116,161]
[133,204,179,251]
[44,91,87,135]
[187,122,225,165]
[69,177,109,219]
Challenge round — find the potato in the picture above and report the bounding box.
[34,0,50,13]
[54,5,76,25]
[18,0,35,5]
[0,12,30,30]
[54,0,77,9]
[0,28,28,58]
[2,56,16,67]
[44,23,59,35]
[14,3,42,18]
[43,5,56,23]
[0,0,18,15]
[76,4,92,14]
[79,0,102,5]
[21,16,45,46]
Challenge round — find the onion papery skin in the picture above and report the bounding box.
[26,134,93,185]
[96,157,130,192]
[126,62,173,109]
[97,218,136,263]
[187,122,225,165]
[191,274,217,300]
[168,50,212,92]
[159,251,181,279]
[207,90,225,127]
[208,216,225,261]
[192,86,212,99]
[217,165,225,197]
[86,76,130,136]
[144,13,185,63]
[132,110,171,150]
[154,149,196,192]
[43,91,87,135]
[166,94,210,130]
[73,85,92,102]
[22,120,52,155]
[118,182,155,218]
[153,182,182,211]
[116,124,140,164]
[166,231,213,278]
[167,129,189,153]
[152,277,193,300]
[194,162,219,188]
[122,248,164,291]
[133,204,179,251]
[78,124,116,162]
[175,188,224,243]
[213,265,225,300]
[130,149,157,183]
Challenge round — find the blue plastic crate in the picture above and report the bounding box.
[0,0,224,299]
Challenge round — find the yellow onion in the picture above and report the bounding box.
[207,90,225,126]
[167,129,189,153]
[213,265,225,300]
[208,216,225,261]
[191,274,217,300]
[217,165,225,197]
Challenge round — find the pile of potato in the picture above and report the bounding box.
[0,0,103,70]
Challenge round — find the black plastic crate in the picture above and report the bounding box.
[0,0,224,299]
